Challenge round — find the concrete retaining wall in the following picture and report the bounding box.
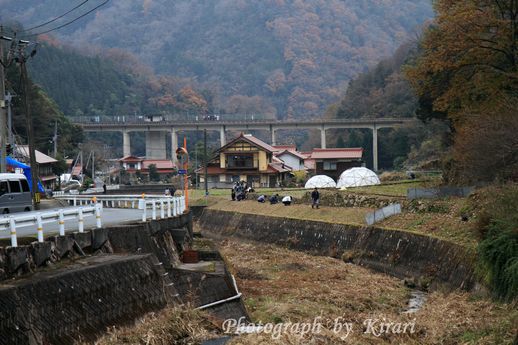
[0,254,171,345]
[198,209,478,291]
[0,213,192,281]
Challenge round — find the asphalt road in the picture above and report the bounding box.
[0,207,145,240]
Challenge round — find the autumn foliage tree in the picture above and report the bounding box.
[407,0,518,183]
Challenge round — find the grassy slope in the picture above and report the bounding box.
[201,196,477,247]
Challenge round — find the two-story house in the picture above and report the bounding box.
[310,148,364,181]
[200,133,291,188]
[273,145,306,171]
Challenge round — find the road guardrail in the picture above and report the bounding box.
[55,194,186,224]
[0,204,102,247]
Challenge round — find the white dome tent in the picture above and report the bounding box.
[336,167,380,188]
[304,175,336,188]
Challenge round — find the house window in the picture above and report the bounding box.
[323,161,337,170]
[226,154,255,169]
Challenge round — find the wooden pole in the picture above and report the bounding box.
[21,57,40,209]
[0,27,7,173]
[183,136,188,210]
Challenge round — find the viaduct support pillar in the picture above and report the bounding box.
[372,125,378,172]
[145,131,167,159]
[320,126,327,149]
[220,126,226,146]
[122,130,131,157]
[270,125,276,146]
[171,128,178,164]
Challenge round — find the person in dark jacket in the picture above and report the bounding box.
[311,187,320,209]
[269,194,279,204]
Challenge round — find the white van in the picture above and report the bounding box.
[0,173,33,214]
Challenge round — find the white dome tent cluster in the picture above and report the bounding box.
[304,175,336,189]
[336,167,380,188]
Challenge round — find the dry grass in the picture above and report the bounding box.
[380,198,478,247]
[217,239,517,345]
[206,199,372,225]
[81,306,220,345]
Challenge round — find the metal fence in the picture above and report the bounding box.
[365,203,402,226]
[0,204,102,247]
[407,187,474,200]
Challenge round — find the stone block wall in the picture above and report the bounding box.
[198,209,478,292]
[0,254,170,345]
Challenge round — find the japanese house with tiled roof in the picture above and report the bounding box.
[200,133,292,188]
[309,148,364,180]
[118,155,175,180]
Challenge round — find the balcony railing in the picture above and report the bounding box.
[225,160,258,169]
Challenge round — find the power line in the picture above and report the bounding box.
[20,0,90,33]
[21,0,109,38]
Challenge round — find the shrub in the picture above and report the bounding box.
[475,184,518,301]
[479,223,518,302]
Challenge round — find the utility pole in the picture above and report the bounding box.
[53,121,58,157]
[6,91,14,148]
[0,26,7,173]
[20,48,40,209]
[78,145,83,184]
[92,150,95,186]
[195,137,198,189]
[204,129,208,197]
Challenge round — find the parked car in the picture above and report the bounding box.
[0,173,33,214]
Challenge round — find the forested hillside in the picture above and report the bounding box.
[2,0,433,118]
[5,60,82,159]
[28,39,210,118]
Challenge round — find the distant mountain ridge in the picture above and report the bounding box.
[1,0,433,118]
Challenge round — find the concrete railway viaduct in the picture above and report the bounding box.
[75,117,417,171]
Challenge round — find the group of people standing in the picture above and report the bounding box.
[231,181,254,201]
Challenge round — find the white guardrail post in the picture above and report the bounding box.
[10,217,17,247]
[95,203,102,228]
[36,213,44,243]
[59,210,65,236]
[173,197,177,217]
[141,201,147,222]
[167,199,172,218]
[160,200,165,219]
[78,208,84,233]
[152,200,157,220]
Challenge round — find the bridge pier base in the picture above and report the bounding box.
[122,130,131,157]
[220,126,226,146]
[320,127,326,149]
[372,125,378,172]
[146,131,167,159]
[271,128,276,146]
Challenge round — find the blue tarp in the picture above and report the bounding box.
[6,156,45,192]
